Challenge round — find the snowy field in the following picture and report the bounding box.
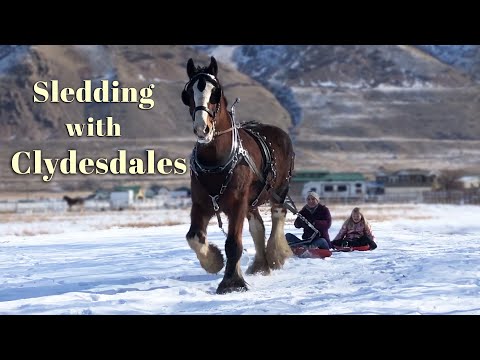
[1,203,479,315]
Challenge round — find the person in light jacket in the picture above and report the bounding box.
[331,207,377,250]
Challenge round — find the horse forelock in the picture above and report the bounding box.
[197,77,206,92]
[193,65,211,77]
[195,65,207,73]
[190,72,219,86]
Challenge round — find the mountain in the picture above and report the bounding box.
[0,45,291,192]
[1,45,480,193]
[0,45,290,142]
[197,45,476,126]
[195,45,480,175]
[416,45,480,80]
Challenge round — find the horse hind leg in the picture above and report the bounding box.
[245,208,271,276]
[266,204,293,270]
[186,204,224,274]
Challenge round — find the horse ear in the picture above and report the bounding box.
[187,58,195,78]
[208,56,218,77]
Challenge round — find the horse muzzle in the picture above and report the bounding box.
[193,115,215,143]
[194,124,214,143]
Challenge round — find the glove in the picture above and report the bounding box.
[341,240,350,248]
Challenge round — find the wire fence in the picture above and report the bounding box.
[0,197,192,214]
[1,190,479,215]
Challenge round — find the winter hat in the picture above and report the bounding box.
[306,191,320,203]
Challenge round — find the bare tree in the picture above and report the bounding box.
[434,170,465,191]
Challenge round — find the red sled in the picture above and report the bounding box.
[292,247,332,259]
[333,245,371,252]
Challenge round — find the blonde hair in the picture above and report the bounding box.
[342,207,369,229]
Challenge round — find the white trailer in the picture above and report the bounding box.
[110,190,134,210]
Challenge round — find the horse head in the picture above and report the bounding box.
[181,56,223,144]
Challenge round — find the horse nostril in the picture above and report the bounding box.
[204,126,210,135]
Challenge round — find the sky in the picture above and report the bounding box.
[1,203,479,315]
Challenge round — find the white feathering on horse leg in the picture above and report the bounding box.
[187,233,224,274]
[246,211,270,275]
[266,206,293,270]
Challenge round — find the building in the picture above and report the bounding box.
[291,170,366,201]
[458,176,480,189]
[375,168,436,188]
[374,168,437,201]
[113,185,145,200]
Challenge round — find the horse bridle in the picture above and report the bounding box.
[182,72,222,122]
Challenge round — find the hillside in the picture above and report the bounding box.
[0,45,291,141]
[2,45,480,194]
[0,45,291,192]
[197,45,480,176]
[416,45,480,80]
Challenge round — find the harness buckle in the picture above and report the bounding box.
[210,195,220,212]
[239,148,248,157]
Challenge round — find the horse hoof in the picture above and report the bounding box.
[216,278,248,294]
[267,259,283,270]
[246,260,271,276]
[198,243,224,274]
[266,253,289,270]
[216,285,248,294]
[266,243,293,270]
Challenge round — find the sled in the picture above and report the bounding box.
[292,246,332,259]
[332,244,371,252]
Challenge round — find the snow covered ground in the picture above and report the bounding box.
[1,204,479,315]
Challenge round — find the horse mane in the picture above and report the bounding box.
[190,65,217,80]
[194,65,209,74]
[240,120,262,129]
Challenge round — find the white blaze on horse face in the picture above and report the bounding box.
[192,80,216,143]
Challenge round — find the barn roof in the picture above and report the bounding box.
[292,171,365,182]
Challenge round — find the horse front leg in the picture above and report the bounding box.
[186,203,224,274]
[245,208,271,276]
[266,204,293,270]
[217,204,248,294]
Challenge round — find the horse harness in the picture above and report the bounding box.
[185,71,308,238]
[190,100,279,232]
